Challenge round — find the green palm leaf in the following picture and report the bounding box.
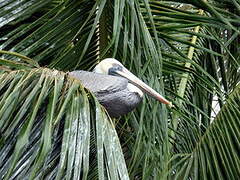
[169,84,240,179]
[0,0,240,179]
[0,68,128,179]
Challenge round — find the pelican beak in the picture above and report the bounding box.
[115,68,172,107]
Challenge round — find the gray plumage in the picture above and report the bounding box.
[69,71,142,117]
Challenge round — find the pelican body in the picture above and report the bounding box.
[69,58,171,117]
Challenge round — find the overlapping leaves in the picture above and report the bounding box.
[0,68,128,179]
[169,84,240,179]
[0,0,240,179]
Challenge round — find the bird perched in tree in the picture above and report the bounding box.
[69,58,172,117]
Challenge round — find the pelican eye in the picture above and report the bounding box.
[108,64,123,75]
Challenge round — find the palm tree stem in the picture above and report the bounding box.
[169,8,205,146]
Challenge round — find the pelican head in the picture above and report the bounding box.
[94,58,172,107]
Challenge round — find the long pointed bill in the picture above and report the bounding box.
[115,68,172,107]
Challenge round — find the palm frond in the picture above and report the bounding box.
[1,0,99,71]
[0,0,240,179]
[0,68,128,179]
[169,83,240,179]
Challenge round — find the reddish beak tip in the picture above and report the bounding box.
[168,102,173,108]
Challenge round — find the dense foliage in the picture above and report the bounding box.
[0,0,239,179]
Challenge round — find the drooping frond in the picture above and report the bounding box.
[0,68,129,179]
[0,0,240,179]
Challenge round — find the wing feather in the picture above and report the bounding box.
[69,71,128,93]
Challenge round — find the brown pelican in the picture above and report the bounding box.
[69,58,172,117]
